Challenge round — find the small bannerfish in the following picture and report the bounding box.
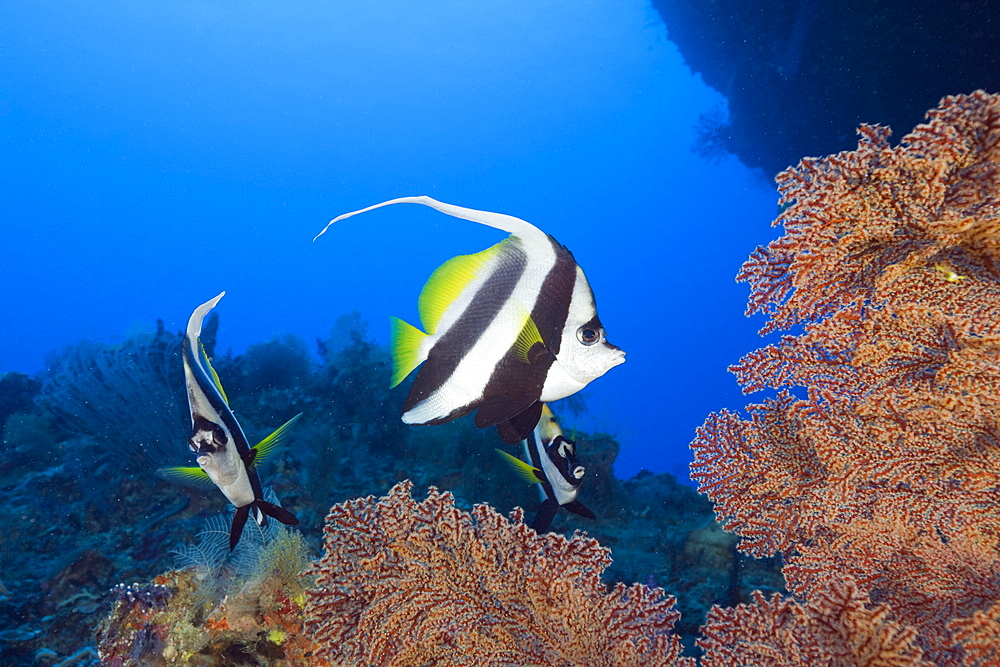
[314,196,625,444]
[496,404,595,532]
[159,292,301,549]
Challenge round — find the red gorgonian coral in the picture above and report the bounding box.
[304,480,693,667]
[691,91,1000,664]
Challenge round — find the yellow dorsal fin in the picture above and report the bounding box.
[418,241,504,334]
[495,449,544,484]
[536,404,563,442]
[156,466,214,489]
[512,308,545,365]
[390,316,428,388]
[199,340,229,405]
[252,413,302,466]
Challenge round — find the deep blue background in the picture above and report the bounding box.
[1,1,777,481]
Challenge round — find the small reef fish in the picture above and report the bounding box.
[496,404,595,532]
[933,263,967,282]
[315,196,625,444]
[159,292,301,549]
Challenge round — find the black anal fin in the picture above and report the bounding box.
[230,505,251,550]
[529,498,560,533]
[257,500,300,526]
[475,395,536,430]
[563,500,596,520]
[496,401,544,445]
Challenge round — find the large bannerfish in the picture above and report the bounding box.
[314,196,625,443]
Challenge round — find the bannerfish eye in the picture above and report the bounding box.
[573,466,585,479]
[576,326,602,346]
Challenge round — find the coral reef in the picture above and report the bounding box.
[698,579,931,666]
[33,89,1000,662]
[95,526,315,666]
[691,91,1000,663]
[96,567,315,666]
[10,91,1000,666]
[304,480,692,667]
[92,480,727,665]
[1,311,742,664]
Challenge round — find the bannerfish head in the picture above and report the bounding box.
[188,414,228,455]
[536,405,586,490]
[540,266,625,403]
[548,433,586,488]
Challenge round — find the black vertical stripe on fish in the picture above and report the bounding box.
[472,306,560,429]
[473,237,579,442]
[401,238,529,417]
[473,349,553,442]
[529,237,580,358]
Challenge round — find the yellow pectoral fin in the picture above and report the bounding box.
[390,316,428,388]
[495,448,544,484]
[157,466,215,489]
[252,412,303,465]
[512,310,546,365]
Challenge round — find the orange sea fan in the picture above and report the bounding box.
[304,480,692,667]
[692,91,1000,663]
[697,578,932,667]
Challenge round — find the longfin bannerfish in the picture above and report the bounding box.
[496,404,595,532]
[315,196,625,444]
[158,292,301,550]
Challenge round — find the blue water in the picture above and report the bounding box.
[1,0,776,481]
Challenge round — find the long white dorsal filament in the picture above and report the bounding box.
[187,291,225,340]
[313,196,548,244]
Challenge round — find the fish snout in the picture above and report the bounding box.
[609,344,626,365]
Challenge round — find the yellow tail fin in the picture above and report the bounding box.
[390,316,428,388]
